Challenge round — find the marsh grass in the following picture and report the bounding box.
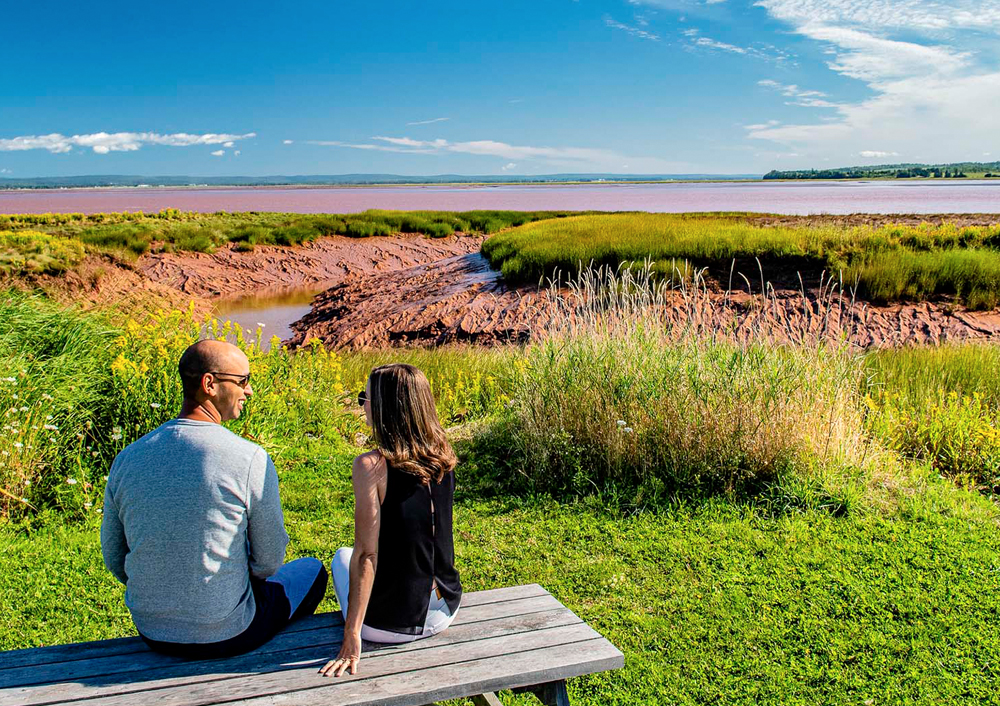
[0,230,85,274]
[482,213,1000,308]
[0,209,581,260]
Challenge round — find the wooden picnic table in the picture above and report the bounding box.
[0,584,623,706]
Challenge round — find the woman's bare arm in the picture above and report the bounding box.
[320,452,384,677]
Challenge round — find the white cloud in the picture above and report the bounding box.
[748,0,1000,162]
[0,168,10,174]
[309,135,688,172]
[859,150,899,158]
[0,131,255,154]
[605,16,660,41]
[210,150,225,157]
[681,28,790,62]
[758,79,839,108]
[234,150,241,156]
[406,117,450,126]
[501,163,517,171]
[223,141,234,148]
[283,139,294,145]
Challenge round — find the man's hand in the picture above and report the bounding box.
[319,633,362,677]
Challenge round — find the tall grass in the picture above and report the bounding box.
[482,213,1000,308]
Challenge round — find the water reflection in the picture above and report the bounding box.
[213,285,329,350]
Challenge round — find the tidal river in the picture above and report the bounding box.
[2,180,1000,215]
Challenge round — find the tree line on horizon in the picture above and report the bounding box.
[764,160,1000,180]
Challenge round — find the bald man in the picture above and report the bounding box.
[101,340,327,658]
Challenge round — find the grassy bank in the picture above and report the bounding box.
[481,213,1000,309]
[3,290,1000,703]
[0,209,580,273]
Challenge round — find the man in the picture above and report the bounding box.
[101,339,327,658]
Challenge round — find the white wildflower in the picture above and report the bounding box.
[44,424,58,431]
[256,322,266,328]
[624,427,634,433]
[13,442,22,449]
[42,393,54,400]
[150,403,162,409]
[91,451,99,457]
[66,478,78,485]
[45,415,53,420]
[616,420,626,426]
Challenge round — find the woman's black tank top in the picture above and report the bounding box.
[364,462,462,634]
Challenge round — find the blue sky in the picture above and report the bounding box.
[2,0,997,176]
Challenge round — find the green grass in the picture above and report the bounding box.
[4,448,999,705]
[0,230,85,274]
[481,214,1000,308]
[4,291,1000,703]
[0,209,582,260]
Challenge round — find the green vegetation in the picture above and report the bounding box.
[0,230,85,274]
[0,209,579,260]
[482,213,1000,308]
[4,272,1000,702]
[763,160,1000,180]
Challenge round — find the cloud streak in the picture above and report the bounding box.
[308,135,688,172]
[0,132,256,154]
[406,117,450,126]
[605,17,660,41]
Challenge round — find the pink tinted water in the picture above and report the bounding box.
[2,181,999,215]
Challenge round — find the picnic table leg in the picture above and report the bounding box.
[472,693,504,706]
[513,679,571,705]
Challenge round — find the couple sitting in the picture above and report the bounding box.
[100,340,461,677]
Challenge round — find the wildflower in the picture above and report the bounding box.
[13,442,22,449]
[11,395,17,399]
[616,420,626,426]
[46,415,53,420]
[103,475,109,481]
[44,424,58,431]
[42,393,53,401]
[624,427,634,433]
[23,480,28,485]
[150,403,162,409]
[111,432,123,441]
[19,406,28,412]
[20,498,28,504]
[1,451,6,456]
[1,377,15,383]
[257,322,266,328]
[66,478,78,485]
[91,451,99,457]
[76,433,84,440]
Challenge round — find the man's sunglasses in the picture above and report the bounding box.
[357,390,369,407]
[210,371,252,388]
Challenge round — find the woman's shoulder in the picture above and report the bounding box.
[352,449,386,478]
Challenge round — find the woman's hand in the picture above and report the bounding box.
[319,632,362,677]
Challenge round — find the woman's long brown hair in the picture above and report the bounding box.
[368,363,457,484]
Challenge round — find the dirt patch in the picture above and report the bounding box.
[288,253,1000,350]
[138,234,485,299]
[748,213,1000,228]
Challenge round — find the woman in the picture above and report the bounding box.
[320,363,462,678]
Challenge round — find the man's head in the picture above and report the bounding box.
[178,340,253,422]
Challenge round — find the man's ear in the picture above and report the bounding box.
[200,373,216,397]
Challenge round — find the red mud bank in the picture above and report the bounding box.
[287,253,1000,350]
[138,234,485,299]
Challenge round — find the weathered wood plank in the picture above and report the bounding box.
[1,595,569,689]
[21,624,608,706]
[10,609,584,706]
[230,638,623,706]
[470,693,503,706]
[0,613,342,671]
[0,586,550,673]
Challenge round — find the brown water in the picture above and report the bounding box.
[3,180,1000,215]
[213,287,327,350]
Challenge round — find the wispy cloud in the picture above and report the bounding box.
[605,16,660,41]
[757,79,839,108]
[210,150,225,157]
[0,131,255,154]
[308,135,688,172]
[859,150,899,158]
[283,139,294,145]
[681,28,790,62]
[501,162,517,171]
[748,0,1000,161]
[406,117,450,126]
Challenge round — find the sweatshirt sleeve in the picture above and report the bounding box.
[246,449,289,579]
[100,461,129,585]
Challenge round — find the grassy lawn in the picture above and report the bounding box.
[3,440,999,704]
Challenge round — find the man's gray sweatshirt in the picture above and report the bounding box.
[101,419,290,644]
